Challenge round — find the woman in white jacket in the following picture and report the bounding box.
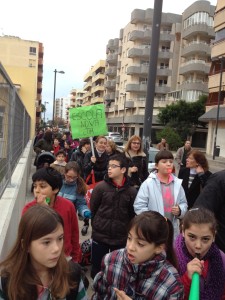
[134,150,187,239]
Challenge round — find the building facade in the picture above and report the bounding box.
[83,60,106,106]
[103,1,215,143]
[199,0,225,157]
[0,35,44,137]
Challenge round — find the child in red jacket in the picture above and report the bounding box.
[22,167,80,262]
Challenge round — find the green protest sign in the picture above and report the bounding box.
[69,104,108,139]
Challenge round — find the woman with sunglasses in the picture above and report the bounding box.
[124,135,149,190]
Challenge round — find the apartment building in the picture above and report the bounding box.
[104,1,215,143]
[65,88,86,125]
[199,0,225,157]
[83,60,106,106]
[177,1,215,102]
[0,35,44,137]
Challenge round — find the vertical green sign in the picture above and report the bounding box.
[69,104,108,139]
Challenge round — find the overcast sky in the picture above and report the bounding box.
[1,0,217,119]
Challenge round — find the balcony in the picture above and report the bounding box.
[104,80,116,90]
[181,42,211,57]
[92,85,104,93]
[157,68,172,76]
[125,100,134,108]
[91,97,104,105]
[83,81,92,91]
[179,60,210,75]
[182,24,215,39]
[158,51,173,59]
[129,30,143,41]
[126,82,148,92]
[160,32,174,41]
[106,53,118,65]
[155,85,170,94]
[105,66,117,76]
[107,38,119,51]
[104,93,115,101]
[180,81,209,93]
[92,73,105,81]
[127,64,149,76]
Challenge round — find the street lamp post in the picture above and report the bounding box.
[53,69,65,124]
[212,57,225,160]
[120,93,126,140]
[43,101,49,124]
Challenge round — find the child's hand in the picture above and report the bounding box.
[114,288,132,300]
[171,205,180,216]
[130,166,138,173]
[186,257,204,280]
[36,194,48,205]
[91,156,96,164]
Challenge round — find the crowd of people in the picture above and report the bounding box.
[0,126,225,299]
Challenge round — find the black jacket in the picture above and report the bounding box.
[195,170,225,253]
[178,167,211,209]
[83,149,109,183]
[90,176,137,246]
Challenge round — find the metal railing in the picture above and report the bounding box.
[0,63,31,197]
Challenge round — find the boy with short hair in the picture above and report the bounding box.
[22,167,80,262]
[90,154,137,279]
[50,149,67,176]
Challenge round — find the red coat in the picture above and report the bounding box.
[22,196,80,262]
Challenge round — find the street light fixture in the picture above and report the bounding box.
[53,69,65,124]
[120,93,126,140]
[43,101,49,124]
[212,57,225,160]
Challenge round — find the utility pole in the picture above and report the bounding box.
[142,0,163,156]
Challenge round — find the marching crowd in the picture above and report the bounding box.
[0,126,225,299]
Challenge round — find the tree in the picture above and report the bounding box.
[156,127,182,151]
[157,95,207,141]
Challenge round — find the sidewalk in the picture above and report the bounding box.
[205,154,225,173]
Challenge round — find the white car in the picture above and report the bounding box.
[105,132,123,146]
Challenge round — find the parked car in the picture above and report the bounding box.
[105,132,123,146]
[148,147,160,172]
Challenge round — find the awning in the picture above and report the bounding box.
[199,106,225,122]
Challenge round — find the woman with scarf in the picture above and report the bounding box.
[83,135,109,184]
[175,207,225,300]
[124,135,149,190]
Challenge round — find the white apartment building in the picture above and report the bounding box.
[104,1,215,145]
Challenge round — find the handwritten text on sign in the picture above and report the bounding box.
[69,104,108,139]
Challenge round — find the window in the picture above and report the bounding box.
[160,63,169,69]
[29,47,36,55]
[159,79,167,86]
[162,46,170,52]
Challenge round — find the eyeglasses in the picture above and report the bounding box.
[107,164,121,169]
[131,142,141,145]
[65,174,77,180]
